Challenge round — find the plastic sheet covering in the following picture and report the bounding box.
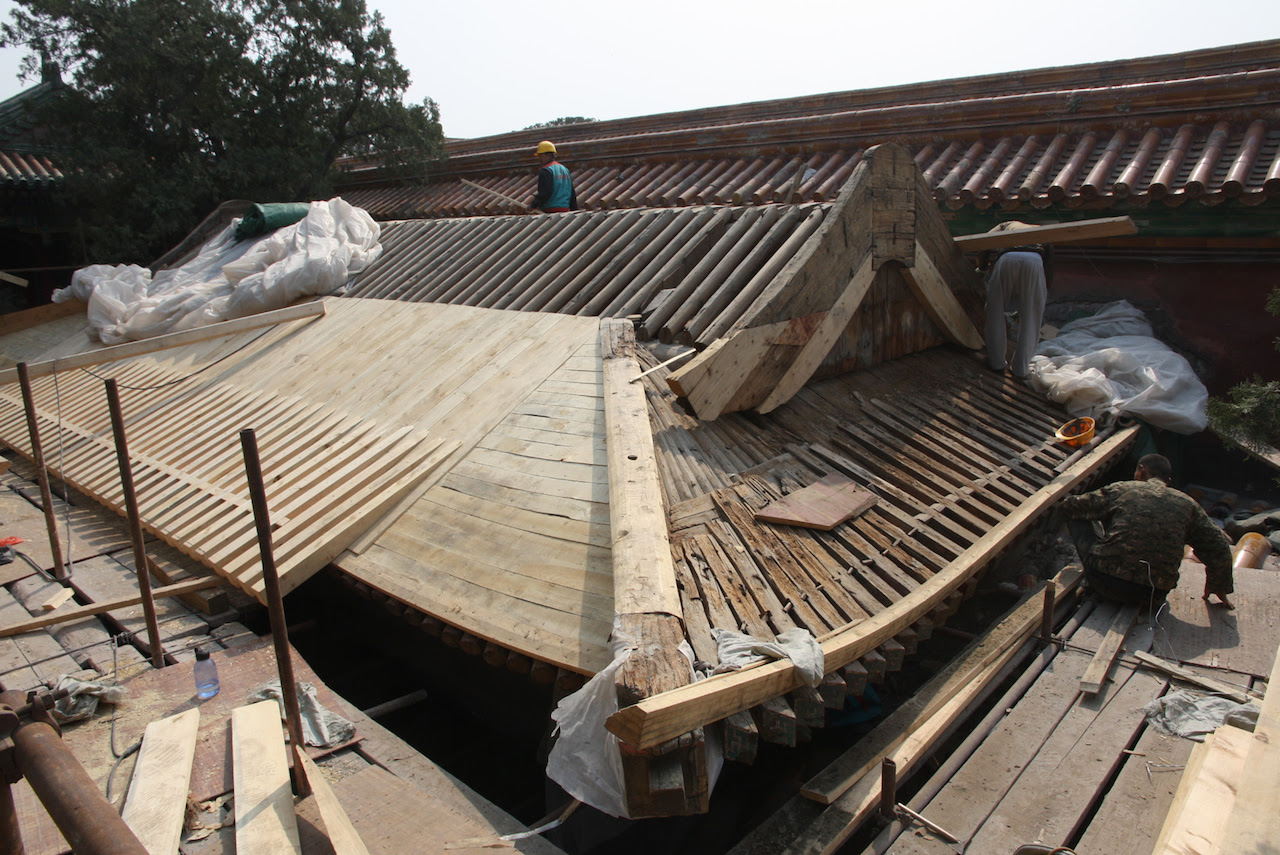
[546,634,722,818]
[53,198,381,345]
[1142,689,1259,741]
[1028,300,1208,434]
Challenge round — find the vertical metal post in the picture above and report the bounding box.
[0,777,23,855]
[104,379,165,669]
[16,362,66,580]
[1040,581,1057,642]
[880,757,897,821]
[240,428,310,797]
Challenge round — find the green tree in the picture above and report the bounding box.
[2,0,443,261]
[523,116,596,131]
[1207,286,1280,453]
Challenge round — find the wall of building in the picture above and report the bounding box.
[1050,249,1280,396]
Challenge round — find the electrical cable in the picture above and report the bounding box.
[75,323,277,391]
[104,635,142,807]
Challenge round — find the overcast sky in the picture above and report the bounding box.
[0,0,1277,140]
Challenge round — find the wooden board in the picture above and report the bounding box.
[294,746,371,855]
[1080,602,1139,694]
[1218,640,1280,852]
[338,330,615,675]
[56,640,358,804]
[1074,727,1195,853]
[233,700,302,855]
[122,707,201,855]
[1150,724,1251,855]
[1158,560,1280,678]
[952,215,1137,251]
[753,472,876,531]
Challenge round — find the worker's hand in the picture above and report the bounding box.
[1203,581,1235,609]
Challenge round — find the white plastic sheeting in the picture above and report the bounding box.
[1029,300,1209,434]
[546,634,723,818]
[53,198,381,345]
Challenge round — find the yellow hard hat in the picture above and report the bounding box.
[536,140,557,155]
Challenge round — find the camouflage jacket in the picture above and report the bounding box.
[1060,480,1234,594]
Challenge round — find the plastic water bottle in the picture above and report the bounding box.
[194,648,220,699]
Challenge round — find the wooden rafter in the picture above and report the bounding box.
[605,425,1139,750]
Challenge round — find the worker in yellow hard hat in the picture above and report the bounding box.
[530,141,578,213]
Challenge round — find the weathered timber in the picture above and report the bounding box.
[605,426,1136,750]
[668,143,984,419]
[951,215,1137,251]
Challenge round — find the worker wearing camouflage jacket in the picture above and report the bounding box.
[1060,453,1234,609]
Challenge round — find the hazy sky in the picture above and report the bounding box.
[0,0,1277,140]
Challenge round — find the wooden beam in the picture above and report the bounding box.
[1201,638,1280,853]
[122,708,201,855]
[952,216,1137,251]
[898,243,984,351]
[755,256,876,413]
[1151,724,1251,855]
[294,746,371,855]
[801,568,1080,804]
[601,318,681,620]
[233,701,302,855]
[0,270,29,287]
[0,299,326,386]
[0,577,221,637]
[1131,650,1254,703]
[1079,603,1139,695]
[604,425,1137,750]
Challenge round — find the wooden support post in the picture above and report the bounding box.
[880,759,897,821]
[105,379,164,669]
[16,362,65,580]
[1040,580,1057,641]
[240,428,310,798]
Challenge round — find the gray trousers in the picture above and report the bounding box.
[985,251,1047,378]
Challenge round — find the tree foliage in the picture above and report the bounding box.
[2,0,444,261]
[523,116,596,131]
[1207,284,1280,453]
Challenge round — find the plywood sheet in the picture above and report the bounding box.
[753,472,875,530]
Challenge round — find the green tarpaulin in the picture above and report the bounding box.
[234,202,313,241]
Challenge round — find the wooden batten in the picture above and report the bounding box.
[667,143,984,420]
[605,425,1138,751]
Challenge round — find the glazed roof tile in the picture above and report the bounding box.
[338,40,1280,221]
[0,149,62,187]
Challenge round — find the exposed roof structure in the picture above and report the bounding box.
[4,39,1275,826]
[338,40,1280,228]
